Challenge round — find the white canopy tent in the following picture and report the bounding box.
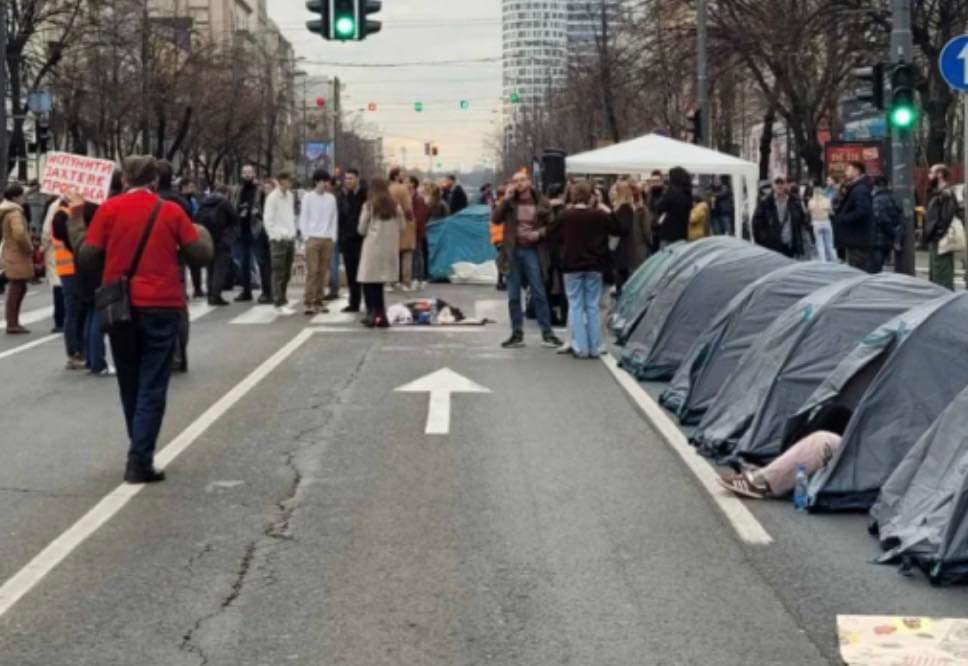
[566,133,759,237]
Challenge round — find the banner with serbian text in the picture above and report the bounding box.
[40,152,116,204]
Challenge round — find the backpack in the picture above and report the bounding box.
[874,192,902,247]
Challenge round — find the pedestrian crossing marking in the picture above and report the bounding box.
[230,305,280,325]
[310,299,357,325]
[0,305,54,330]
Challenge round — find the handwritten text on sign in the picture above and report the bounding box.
[41,152,116,204]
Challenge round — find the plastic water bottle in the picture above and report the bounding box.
[794,465,809,512]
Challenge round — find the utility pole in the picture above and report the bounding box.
[332,76,340,171]
[0,0,9,190]
[697,0,711,147]
[891,0,916,276]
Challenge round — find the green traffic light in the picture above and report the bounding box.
[890,105,916,129]
[335,16,356,37]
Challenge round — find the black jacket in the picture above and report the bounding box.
[925,186,959,244]
[655,186,692,243]
[159,188,193,220]
[338,186,368,243]
[197,193,240,250]
[752,194,809,257]
[832,177,874,251]
[560,205,628,273]
[447,184,468,214]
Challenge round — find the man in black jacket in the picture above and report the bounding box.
[337,168,367,313]
[832,161,875,270]
[157,160,193,373]
[197,185,240,306]
[233,164,272,304]
[444,175,468,214]
[752,176,809,258]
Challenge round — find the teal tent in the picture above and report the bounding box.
[426,205,497,282]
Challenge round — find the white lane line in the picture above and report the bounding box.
[601,354,774,546]
[230,305,279,325]
[0,334,60,361]
[474,299,506,322]
[0,305,54,329]
[0,327,315,619]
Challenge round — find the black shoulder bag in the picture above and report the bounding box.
[95,200,163,334]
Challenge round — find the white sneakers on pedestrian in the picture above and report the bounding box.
[276,306,297,317]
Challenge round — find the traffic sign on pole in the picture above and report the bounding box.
[939,36,968,92]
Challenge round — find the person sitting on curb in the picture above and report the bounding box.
[718,406,853,500]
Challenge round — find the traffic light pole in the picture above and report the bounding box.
[891,0,916,276]
[697,0,711,147]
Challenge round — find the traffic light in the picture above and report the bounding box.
[361,0,382,40]
[330,0,357,40]
[37,118,50,153]
[851,64,885,110]
[306,0,329,39]
[889,63,918,131]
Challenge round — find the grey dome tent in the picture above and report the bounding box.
[794,293,968,511]
[661,262,860,424]
[870,384,968,584]
[613,237,746,346]
[692,273,945,461]
[609,244,681,342]
[620,244,791,381]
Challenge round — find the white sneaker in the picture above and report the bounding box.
[276,306,297,317]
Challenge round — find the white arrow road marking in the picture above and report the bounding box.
[395,368,491,435]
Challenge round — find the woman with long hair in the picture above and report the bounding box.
[610,180,649,293]
[357,178,403,328]
[391,177,415,291]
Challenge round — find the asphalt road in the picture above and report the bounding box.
[0,282,962,665]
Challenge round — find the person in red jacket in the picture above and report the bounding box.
[66,155,213,484]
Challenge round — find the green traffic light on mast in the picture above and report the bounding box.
[890,105,916,129]
[335,16,356,37]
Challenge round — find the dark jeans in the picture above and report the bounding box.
[507,245,552,334]
[53,285,65,328]
[189,265,204,296]
[341,237,364,310]
[208,247,232,302]
[109,309,180,465]
[363,283,386,318]
[846,248,869,272]
[61,275,86,357]
[867,247,887,275]
[85,306,108,372]
[238,232,272,297]
[329,240,341,294]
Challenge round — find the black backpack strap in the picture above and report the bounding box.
[126,200,163,278]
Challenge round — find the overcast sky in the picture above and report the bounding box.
[267,0,502,173]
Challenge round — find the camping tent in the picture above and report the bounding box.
[426,205,497,282]
[870,383,968,585]
[661,262,860,424]
[614,237,745,345]
[566,133,759,233]
[609,244,681,340]
[692,273,945,461]
[620,244,791,381]
[793,293,968,511]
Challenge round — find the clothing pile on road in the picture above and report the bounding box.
[612,237,968,586]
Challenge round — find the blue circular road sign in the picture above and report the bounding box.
[939,35,968,92]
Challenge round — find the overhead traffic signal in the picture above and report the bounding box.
[889,63,918,130]
[305,0,382,41]
[851,63,885,110]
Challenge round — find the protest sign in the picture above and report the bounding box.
[40,152,116,204]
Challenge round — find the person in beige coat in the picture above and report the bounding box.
[357,178,403,328]
[390,177,416,291]
[1,184,35,334]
